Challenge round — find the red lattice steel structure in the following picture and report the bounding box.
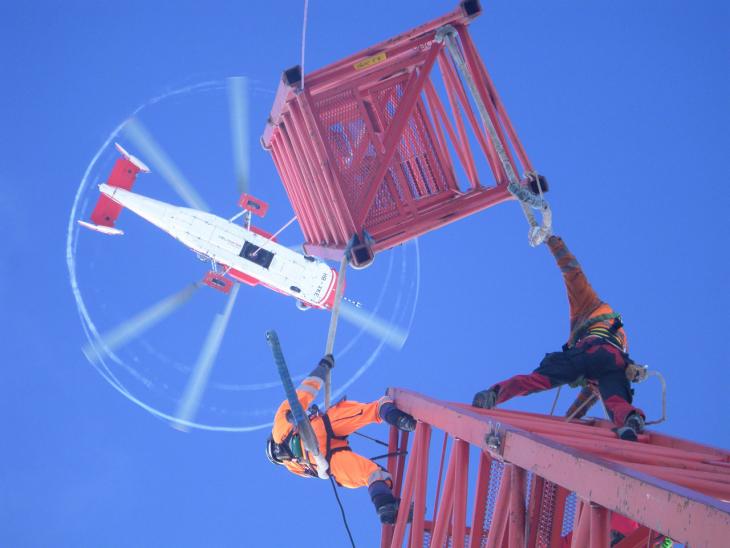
[262,1,540,267]
[381,388,730,547]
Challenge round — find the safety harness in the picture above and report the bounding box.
[567,312,623,350]
[319,412,353,462]
[279,406,352,478]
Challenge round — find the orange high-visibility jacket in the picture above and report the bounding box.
[272,375,391,488]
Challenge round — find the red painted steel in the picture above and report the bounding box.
[613,526,652,548]
[262,1,538,263]
[485,467,509,548]
[467,453,491,548]
[508,466,526,548]
[202,271,233,293]
[90,157,143,228]
[382,388,730,547]
[589,505,610,548]
[237,193,269,217]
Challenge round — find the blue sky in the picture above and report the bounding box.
[1,1,728,546]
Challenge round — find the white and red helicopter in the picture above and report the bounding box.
[79,143,339,311]
[77,80,406,430]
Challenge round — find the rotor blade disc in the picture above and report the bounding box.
[173,283,240,430]
[122,117,210,211]
[227,76,250,195]
[338,300,408,349]
[82,283,199,363]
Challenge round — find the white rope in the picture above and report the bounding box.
[324,254,348,409]
[435,25,551,246]
[228,210,246,223]
[250,215,298,257]
[549,386,561,416]
[565,392,597,422]
[644,370,667,426]
[300,0,309,90]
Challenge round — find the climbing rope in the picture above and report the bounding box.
[565,392,598,422]
[250,215,298,258]
[642,370,667,426]
[435,25,552,246]
[324,252,349,409]
[300,0,309,90]
[352,430,389,447]
[329,476,357,547]
[549,386,561,416]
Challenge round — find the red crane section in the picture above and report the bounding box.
[262,1,543,267]
[381,388,730,547]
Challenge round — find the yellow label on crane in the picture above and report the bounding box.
[354,52,387,70]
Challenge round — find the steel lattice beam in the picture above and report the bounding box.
[262,1,538,265]
[381,388,730,547]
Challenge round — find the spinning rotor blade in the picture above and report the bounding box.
[338,300,408,349]
[122,117,210,211]
[82,283,199,363]
[227,76,250,194]
[173,283,240,430]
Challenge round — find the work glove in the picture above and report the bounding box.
[309,354,334,382]
[319,354,335,370]
[625,362,648,383]
[472,388,498,409]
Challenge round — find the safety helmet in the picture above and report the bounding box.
[266,436,285,466]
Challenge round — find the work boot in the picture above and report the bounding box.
[472,388,498,409]
[369,480,398,524]
[377,502,398,524]
[380,403,417,432]
[615,412,645,441]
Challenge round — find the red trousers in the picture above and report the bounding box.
[491,237,643,426]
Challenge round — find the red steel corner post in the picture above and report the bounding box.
[451,440,470,548]
[388,425,421,548]
[508,466,526,548]
[484,464,510,548]
[409,423,431,548]
[429,437,459,547]
[589,504,610,548]
[468,452,492,548]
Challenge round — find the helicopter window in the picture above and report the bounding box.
[240,241,274,269]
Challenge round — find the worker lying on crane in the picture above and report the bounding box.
[266,354,417,523]
[472,235,647,441]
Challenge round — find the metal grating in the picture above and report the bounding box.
[381,389,730,547]
[561,491,577,537]
[314,89,376,212]
[395,99,448,201]
[483,459,505,533]
[537,481,558,547]
[373,76,449,205]
[364,173,401,226]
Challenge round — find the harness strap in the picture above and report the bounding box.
[320,412,350,463]
[569,312,622,347]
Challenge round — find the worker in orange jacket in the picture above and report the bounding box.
[266,354,416,523]
[472,235,647,440]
